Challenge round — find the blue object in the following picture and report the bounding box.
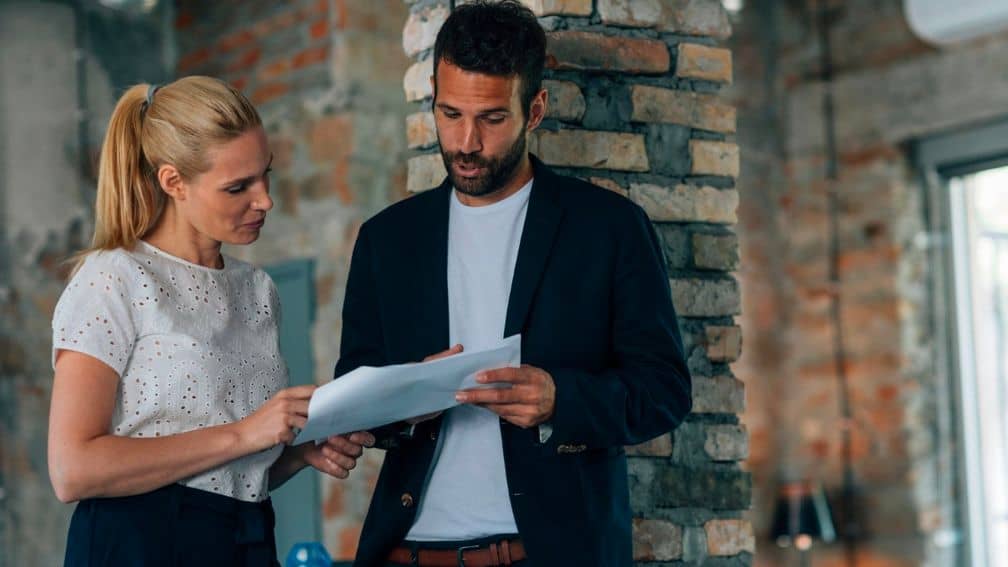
[284,541,332,567]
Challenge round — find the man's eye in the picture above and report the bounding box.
[443,111,461,119]
[483,115,505,124]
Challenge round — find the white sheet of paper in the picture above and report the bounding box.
[294,334,521,444]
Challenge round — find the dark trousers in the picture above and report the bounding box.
[64,483,279,567]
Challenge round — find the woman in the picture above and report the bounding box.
[47,76,372,566]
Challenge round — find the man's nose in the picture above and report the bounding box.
[459,120,482,154]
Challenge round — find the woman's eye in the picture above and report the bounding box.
[227,184,247,194]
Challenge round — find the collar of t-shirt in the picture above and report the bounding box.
[450,177,533,215]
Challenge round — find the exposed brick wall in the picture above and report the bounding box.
[174,0,411,559]
[404,1,750,564]
[729,1,1008,565]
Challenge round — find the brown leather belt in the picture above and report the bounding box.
[387,538,526,567]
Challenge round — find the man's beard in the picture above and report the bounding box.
[441,131,527,198]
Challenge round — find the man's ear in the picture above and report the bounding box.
[526,88,548,132]
[157,164,186,201]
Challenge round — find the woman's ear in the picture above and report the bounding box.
[157,164,185,201]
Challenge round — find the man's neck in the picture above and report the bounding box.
[454,155,533,207]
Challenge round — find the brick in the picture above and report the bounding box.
[546,31,670,74]
[530,130,649,171]
[404,57,433,102]
[407,153,446,193]
[633,519,683,561]
[692,375,744,414]
[652,464,751,510]
[598,0,731,39]
[543,80,586,122]
[630,85,736,133]
[628,183,737,224]
[671,277,740,318]
[626,433,672,456]
[251,82,290,105]
[309,114,353,163]
[693,232,739,271]
[704,519,755,556]
[676,43,732,83]
[705,325,742,362]
[406,111,438,149]
[520,0,592,16]
[402,5,449,57]
[703,424,749,461]
[292,45,328,69]
[690,140,739,177]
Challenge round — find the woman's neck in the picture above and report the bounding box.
[143,206,223,269]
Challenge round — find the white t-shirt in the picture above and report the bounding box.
[51,240,288,502]
[407,179,533,541]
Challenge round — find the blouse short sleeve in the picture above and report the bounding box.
[52,251,137,376]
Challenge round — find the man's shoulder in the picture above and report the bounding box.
[543,169,646,224]
[363,185,446,234]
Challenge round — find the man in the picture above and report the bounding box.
[334,2,691,565]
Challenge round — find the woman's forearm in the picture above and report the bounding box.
[49,422,254,503]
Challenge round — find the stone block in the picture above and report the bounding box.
[633,518,683,561]
[519,0,592,16]
[676,43,732,83]
[630,84,736,133]
[705,325,741,363]
[692,375,745,414]
[629,183,737,224]
[703,424,749,461]
[546,31,670,74]
[654,224,690,270]
[407,153,446,193]
[402,5,449,57]
[406,111,438,149]
[543,79,586,122]
[690,140,740,177]
[693,232,739,271]
[705,519,755,556]
[404,57,433,102]
[598,0,731,39]
[626,433,673,456]
[653,465,752,510]
[670,277,740,317]
[530,130,649,171]
[587,176,626,195]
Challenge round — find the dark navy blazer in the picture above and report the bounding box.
[334,155,691,566]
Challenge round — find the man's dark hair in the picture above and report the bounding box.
[433,0,547,119]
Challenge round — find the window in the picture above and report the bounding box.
[918,119,1008,567]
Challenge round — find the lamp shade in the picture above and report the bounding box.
[770,481,837,544]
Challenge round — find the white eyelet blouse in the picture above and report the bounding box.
[51,240,289,502]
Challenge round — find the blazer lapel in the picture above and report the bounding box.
[504,158,565,338]
[413,182,452,358]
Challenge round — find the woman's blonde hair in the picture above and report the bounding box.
[76,76,261,267]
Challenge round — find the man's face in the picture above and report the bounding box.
[433,60,530,198]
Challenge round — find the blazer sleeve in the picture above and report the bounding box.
[543,205,692,449]
[332,222,413,448]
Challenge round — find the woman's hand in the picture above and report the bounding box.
[302,432,376,479]
[234,384,316,452]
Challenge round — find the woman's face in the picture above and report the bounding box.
[174,126,274,246]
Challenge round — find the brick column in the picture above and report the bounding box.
[403,1,751,563]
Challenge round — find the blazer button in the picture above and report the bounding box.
[401,493,415,508]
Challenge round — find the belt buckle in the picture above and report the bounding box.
[456,544,481,567]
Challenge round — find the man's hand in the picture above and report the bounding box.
[405,344,465,425]
[455,364,555,428]
[302,431,375,479]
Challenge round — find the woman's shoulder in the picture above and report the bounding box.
[70,247,145,283]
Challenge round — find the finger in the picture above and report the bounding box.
[324,436,364,458]
[347,431,376,447]
[280,384,317,399]
[285,399,310,416]
[456,387,522,405]
[423,344,464,362]
[321,451,357,471]
[317,459,349,479]
[475,367,529,385]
